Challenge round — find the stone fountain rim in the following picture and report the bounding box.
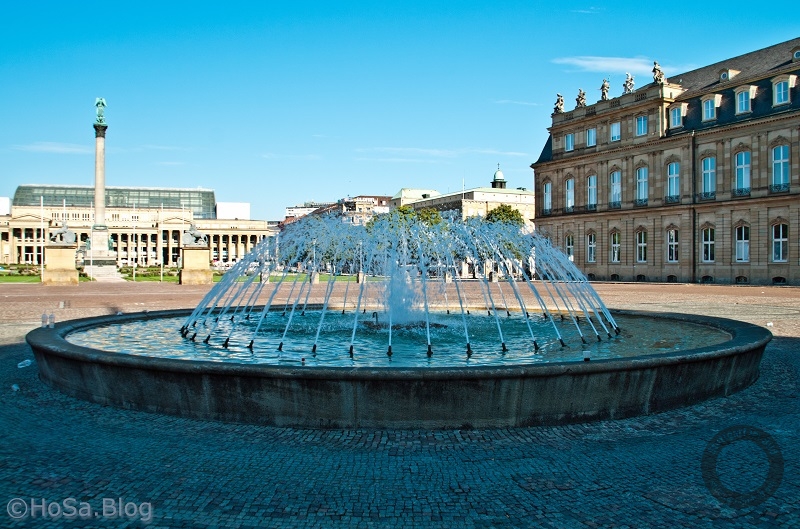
[26,308,771,381]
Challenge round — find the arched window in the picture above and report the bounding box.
[701,157,716,198]
[635,229,647,263]
[565,233,575,261]
[666,228,679,263]
[735,224,750,262]
[702,227,715,262]
[542,181,552,214]
[609,170,621,208]
[610,231,621,263]
[772,145,790,191]
[734,151,751,195]
[586,175,597,210]
[667,162,680,201]
[635,166,648,205]
[565,178,575,212]
[586,232,597,263]
[772,223,788,262]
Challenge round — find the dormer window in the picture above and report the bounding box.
[735,85,757,114]
[792,46,800,62]
[718,68,739,82]
[701,94,722,121]
[772,74,796,106]
[669,102,688,128]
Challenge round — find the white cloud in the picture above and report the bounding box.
[552,56,698,78]
[553,56,654,76]
[570,6,604,14]
[11,142,92,154]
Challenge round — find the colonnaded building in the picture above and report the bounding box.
[0,185,278,267]
[532,37,800,285]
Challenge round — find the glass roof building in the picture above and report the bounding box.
[12,185,217,219]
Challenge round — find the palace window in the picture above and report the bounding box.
[701,157,716,197]
[635,166,648,204]
[565,234,574,262]
[586,128,596,147]
[587,175,597,209]
[635,116,648,136]
[610,122,621,142]
[565,178,575,211]
[773,223,788,262]
[565,133,574,152]
[636,230,647,263]
[772,145,790,190]
[542,182,552,214]
[610,231,621,263]
[702,228,715,262]
[735,225,750,262]
[587,233,596,263]
[734,151,751,195]
[666,229,679,263]
[667,162,680,200]
[609,170,621,206]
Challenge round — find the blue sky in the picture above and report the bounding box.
[1,2,797,220]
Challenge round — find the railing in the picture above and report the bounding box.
[664,195,680,204]
[608,201,621,209]
[633,198,648,207]
[541,208,551,216]
[587,204,597,211]
[732,187,751,197]
[697,191,716,201]
[770,183,790,193]
[564,206,574,213]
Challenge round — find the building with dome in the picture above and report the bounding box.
[390,166,536,224]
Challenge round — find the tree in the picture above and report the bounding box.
[416,208,442,226]
[485,204,524,226]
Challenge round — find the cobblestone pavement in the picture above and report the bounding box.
[0,282,798,528]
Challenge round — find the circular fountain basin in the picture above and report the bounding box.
[27,309,770,428]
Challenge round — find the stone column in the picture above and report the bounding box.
[93,123,107,227]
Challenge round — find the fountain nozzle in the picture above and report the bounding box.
[427,344,432,357]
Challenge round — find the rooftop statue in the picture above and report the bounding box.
[623,73,635,94]
[95,97,107,124]
[652,61,665,84]
[575,89,586,108]
[600,79,610,101]
[50,224,76,245]
[554,93,564,114]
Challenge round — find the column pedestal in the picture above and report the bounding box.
[180,246,213,285]
[43,244,78,285]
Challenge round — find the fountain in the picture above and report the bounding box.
[27,211,771,428]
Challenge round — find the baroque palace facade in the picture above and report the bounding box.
[0,185,278,267]
[532,38,800,285]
